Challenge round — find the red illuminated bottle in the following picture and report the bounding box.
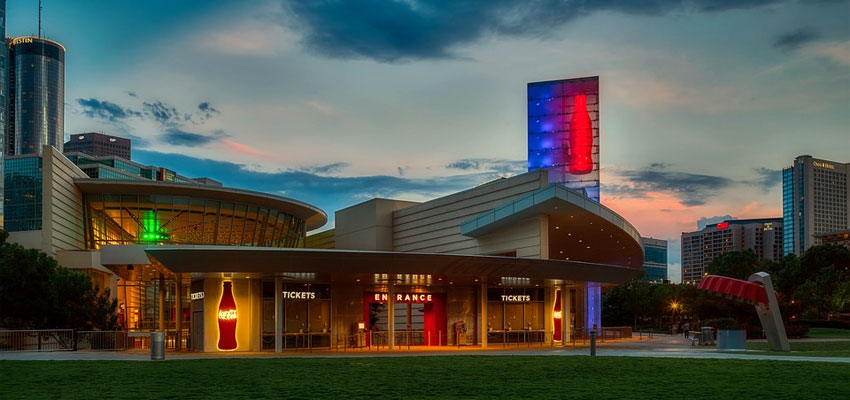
[217,281,238,350]
[568,94,593,174]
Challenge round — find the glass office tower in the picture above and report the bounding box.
[8,36,65,155]
[0,0,7,225]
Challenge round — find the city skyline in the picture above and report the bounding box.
[6,0,850,282]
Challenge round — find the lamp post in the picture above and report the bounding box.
[670,301,680,332]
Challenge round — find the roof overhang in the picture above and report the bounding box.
[74,179,327,231]
[142,246,641,285]
[460,184,643,268]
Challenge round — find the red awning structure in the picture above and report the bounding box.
[698,275,769,305]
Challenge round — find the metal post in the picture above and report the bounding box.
[175,277,183,350]
[590,331,596,356]
[158,274,166,334]
[479,282,487,348]
[388,280,395,350]
[275,278,282,353]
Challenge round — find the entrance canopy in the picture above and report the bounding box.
[460,184,644,268]
[141,246,641,285]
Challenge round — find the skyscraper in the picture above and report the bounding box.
[64,132,131,159]
[527,76,600,201]
[0,0,7,225]
[640,237,668,282]
[681,218,783,284]
[782,155,850,255]
[7,36,65,155]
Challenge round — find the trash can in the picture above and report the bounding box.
[151,332,165,361]
[700,327,714,346]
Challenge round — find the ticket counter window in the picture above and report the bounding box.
[487,288,546,343]
[261,281,331,350]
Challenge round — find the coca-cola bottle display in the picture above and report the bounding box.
[217,281,238,350]
[568,94,593,175]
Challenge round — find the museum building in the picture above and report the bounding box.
[5,145,642,352]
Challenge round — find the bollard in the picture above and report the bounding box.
[151,332,165,361]
[589,331,596,356]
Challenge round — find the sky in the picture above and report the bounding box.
[7,0,849,282]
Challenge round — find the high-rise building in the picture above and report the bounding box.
[64,132,131,159]
[528,76,600,201]
[782,156,850,256]
[681,218,783,284]
[7,36,65,155]
[0,0,7,225]
[640,237,667,282]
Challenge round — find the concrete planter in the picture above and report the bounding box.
[716,329,746,350]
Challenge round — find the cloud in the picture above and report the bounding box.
[299,162,349,175]
[143,101,186,127]
[132,149,508,227]
[808,40,850,66]
[283,0,791,62]
[696,215,737,230]
[773,28,820,52]
[445,158,526,174]
[750,167,782,192]
[161,128,227,147]
[198,102,221,121]
[76,98,141,121]
[613,164,735,206]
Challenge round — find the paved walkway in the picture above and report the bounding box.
[1,334,847,363]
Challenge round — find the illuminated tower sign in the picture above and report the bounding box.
[527,76,600,201]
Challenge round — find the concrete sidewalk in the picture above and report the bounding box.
[1,334,847,363]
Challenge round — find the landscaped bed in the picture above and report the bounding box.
[1,355,847,399]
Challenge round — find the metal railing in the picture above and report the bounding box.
[76,331,130,351]
[0,329,75,351]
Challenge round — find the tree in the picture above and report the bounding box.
[0,229,118,330]
[706,250,763,280]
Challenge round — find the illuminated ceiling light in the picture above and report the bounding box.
[567,233,572,236]
[555,226,560,230]
[559,250,563,254]
[586,246,591,249]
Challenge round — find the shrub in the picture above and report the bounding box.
[700,318,742,330]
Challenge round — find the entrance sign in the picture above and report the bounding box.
[372,292,434,303]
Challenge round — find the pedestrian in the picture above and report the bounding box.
[683,321,690,338]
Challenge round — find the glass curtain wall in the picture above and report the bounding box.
[84,193,306,248]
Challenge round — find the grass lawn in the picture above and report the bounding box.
[745,340,850,358]
[807,327,850,339]
[1,356,848,399]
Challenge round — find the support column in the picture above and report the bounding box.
[562,285,570,345]
[175,276,183,350]
[388,280,395,350]
[158,274,166,332]
[275,277,283,352]
[587,282,601,335]
[480,282,488,347]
